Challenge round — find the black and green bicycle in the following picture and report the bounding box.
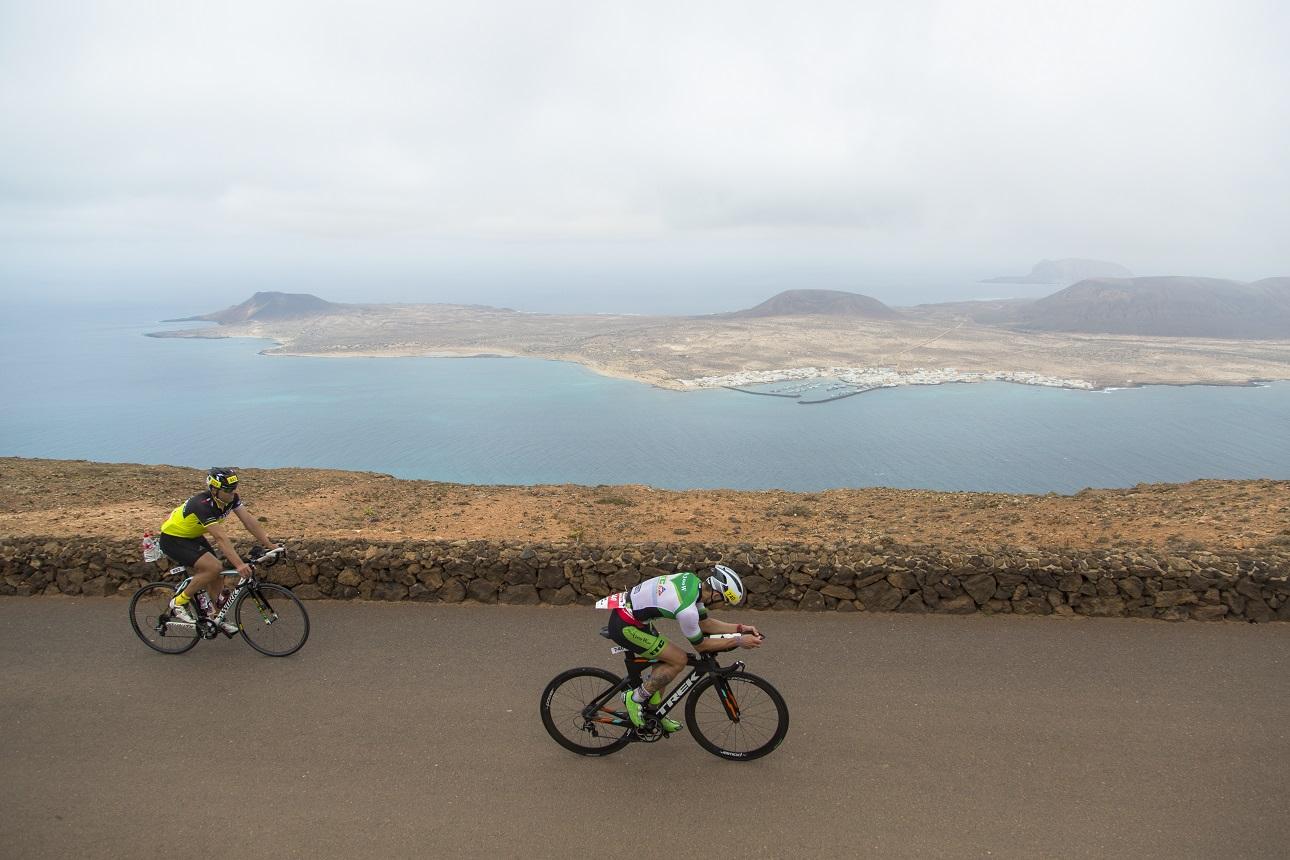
[540,629,789,761]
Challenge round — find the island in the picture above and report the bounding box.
[147,284,1290,393]
[983,258,1134,284]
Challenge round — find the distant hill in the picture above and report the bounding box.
[722,289,901,319]
[904,297,1035,325]
[166,291,344,324]
[1012,276,1290,338]
[984,259,1133,285]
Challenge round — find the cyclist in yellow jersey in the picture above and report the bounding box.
[159,467,279,632]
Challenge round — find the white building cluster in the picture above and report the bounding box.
[677,366,1095,391]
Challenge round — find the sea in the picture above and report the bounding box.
[2,299,1288,494]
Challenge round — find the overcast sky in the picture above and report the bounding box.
[1,0,1287,312]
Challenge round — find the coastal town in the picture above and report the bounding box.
[678,366,1096,396]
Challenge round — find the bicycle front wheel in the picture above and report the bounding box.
[685,671,789,761]
[129,583,199,654]
[236,584,310,657]
[540,667,633,756]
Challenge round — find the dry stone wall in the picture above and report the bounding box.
[3,536,1289,622]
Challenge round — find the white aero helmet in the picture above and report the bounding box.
[706,564,745,606]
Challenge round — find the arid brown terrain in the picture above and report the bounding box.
[4,458,1287,552]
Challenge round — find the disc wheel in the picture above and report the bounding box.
[685,671,789,761]
[540,667,633,756]
[129,582,199,654]
[236,583,310,657]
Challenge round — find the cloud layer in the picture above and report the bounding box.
[1,0,1287,305]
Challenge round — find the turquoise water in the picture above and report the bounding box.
[2,300,1288,493]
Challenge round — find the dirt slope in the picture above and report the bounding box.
[3,458,1287,552]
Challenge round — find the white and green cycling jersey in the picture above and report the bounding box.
[625,572,709,644]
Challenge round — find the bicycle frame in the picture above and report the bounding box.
[161,547,287,639]
[586,650,747,734]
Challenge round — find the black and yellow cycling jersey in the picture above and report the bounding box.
[160,490,242,538]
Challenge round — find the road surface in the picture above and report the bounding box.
[1,597,1286,858]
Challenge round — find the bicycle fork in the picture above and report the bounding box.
[715,681,741,722]
[243,587,278,625]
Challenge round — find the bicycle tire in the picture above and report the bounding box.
[236,583,310,657]
[129,582,199,655]
[684,671,789,761]
[540,667,633,756]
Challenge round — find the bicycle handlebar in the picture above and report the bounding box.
[165,545,288,581]
[250,545,287,566]
[217,545,287,579]
[686,652,747,676]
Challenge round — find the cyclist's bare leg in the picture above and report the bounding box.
[641,641,689,697]
[179,552,223,606]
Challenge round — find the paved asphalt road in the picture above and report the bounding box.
[1,597,1287,859]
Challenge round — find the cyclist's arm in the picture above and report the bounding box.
[699,616,762,638]
[694,636,738,654]
[233,505,275,547]
[203,522,248,573]
[695,616,762,652]
[694,617,741,653]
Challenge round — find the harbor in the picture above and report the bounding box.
[688,366,1096,404]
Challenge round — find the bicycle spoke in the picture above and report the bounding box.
[236,584,309,657]
[129,583,199,655]
[540,668,632,755]
[686,673,789,761]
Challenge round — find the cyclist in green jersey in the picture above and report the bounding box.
[606,564,763,731]
[159,467,279,633]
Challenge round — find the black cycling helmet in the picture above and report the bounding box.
[207,467,240,493]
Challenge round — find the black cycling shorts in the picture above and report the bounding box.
[607,610,669,660]
[158,533,216,567]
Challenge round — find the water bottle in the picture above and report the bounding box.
[195,590,215,618]
[214,588,231,612]
[141,532,163,563]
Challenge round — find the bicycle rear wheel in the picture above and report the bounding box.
[236,583,310,657]
[540,667,633,756]
[685,671,789,761]
[129,583,199,654]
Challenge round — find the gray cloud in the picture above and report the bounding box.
[1,0,1286,306]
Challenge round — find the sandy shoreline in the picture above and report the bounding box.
[259,345,681,388]
[254,343,1284,393]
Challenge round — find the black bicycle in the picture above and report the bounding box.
[128,546,309,657]
[540,630,789,761]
